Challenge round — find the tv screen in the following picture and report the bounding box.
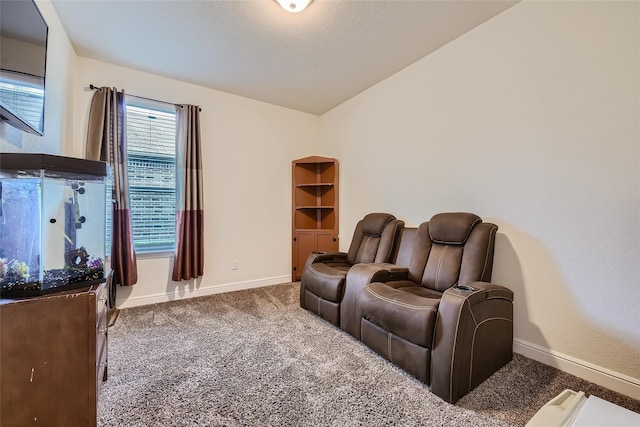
[0,0,48,136]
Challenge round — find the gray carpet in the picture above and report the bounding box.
[98,282,639,426]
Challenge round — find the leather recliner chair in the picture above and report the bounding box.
[347,212,513,403]
[299,213,404,326]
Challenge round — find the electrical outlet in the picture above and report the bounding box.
[232,259,239,270]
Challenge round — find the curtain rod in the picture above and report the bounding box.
[89,84,201,112]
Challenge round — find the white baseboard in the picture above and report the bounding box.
[513,338,640,400]
[115,275,291,309]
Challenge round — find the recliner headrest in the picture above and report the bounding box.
[429,212,481,244]
[360,213,396,236]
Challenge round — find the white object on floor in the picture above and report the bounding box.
[526,389,640,427]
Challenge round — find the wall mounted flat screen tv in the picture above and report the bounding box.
[0,0,48,136]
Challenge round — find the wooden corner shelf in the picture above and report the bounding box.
[292,156,339,281]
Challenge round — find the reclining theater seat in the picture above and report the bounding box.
[299,213,404,326]
[356,212,514,403]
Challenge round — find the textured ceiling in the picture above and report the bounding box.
[51,0,517,115]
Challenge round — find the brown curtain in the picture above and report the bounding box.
[172,104,204,281]
[86,87,138,287]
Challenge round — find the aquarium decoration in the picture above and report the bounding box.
[49,218,73,244]
[0,154,109,297]
[0,258,9,280]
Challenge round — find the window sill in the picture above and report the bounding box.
[105,250,173,265]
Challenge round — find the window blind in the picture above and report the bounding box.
[124,102,177,253]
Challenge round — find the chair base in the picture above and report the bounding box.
[361,318,431,383]
[302,289,340,326]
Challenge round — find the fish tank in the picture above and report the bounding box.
[0,153,109,297]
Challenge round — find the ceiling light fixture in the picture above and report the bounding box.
[275,0,314,13]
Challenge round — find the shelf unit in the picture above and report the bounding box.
[292,156,339,281]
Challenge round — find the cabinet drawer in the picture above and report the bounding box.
[96,308,108,356]
[94,281,109,403]
[96,283,108,326]
[96,339,108,394]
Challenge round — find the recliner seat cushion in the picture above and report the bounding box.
[377,280,420,290]
[394,286,443,300]
[360,282,439,348]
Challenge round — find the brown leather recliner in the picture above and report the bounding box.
[347,212,513,403]
[299,213,404,326]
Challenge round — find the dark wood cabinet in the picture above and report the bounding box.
[0,282,108,427]
[292,156,339,281]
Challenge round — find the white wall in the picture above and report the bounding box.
[0,0,76,154]
[74,58,320,306]
[321,1,639,397]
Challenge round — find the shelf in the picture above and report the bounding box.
[296,183,334,187]
[296,161,334,164]
[296,206,334,210]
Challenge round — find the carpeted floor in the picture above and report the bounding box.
[98,282,639,426]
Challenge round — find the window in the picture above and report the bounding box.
[124,97,177,254]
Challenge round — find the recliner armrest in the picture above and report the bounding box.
[340,263,407,339]
[299,252,349,310]
[305,251,347,266]
[448,281,514,304]
[431,281,514,403]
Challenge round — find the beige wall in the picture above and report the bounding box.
[320,1,639,395]
[73,57,320,306]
